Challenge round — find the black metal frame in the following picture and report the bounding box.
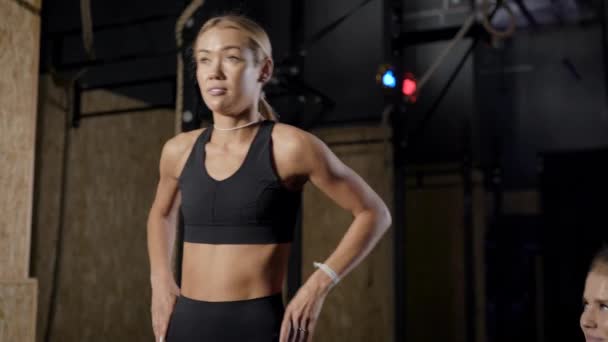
[384,1,407,342]
[403,35,480,342]
[385,2,512,341]
[285,0,305,301]
[11,0,40,15]
[71,76,176,128]
[602,0,608,114]
[47,13,179,38]
[41,12,180,127]
[394,24,484,47]
[43,90,72,342]
[56,49,178,71]
[44,13,179,73]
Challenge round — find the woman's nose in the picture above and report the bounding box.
[207,59,224,80]
[581,308,598,329]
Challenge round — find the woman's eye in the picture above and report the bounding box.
[227,56,240,61]
[199,57,210,63]
[601,304,608,311]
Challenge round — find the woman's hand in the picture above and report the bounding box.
[279,271,333,342]
[150,274,180,342]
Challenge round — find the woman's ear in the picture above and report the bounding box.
[259,58,274,83]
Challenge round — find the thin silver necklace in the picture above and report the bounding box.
[213,116,262,131]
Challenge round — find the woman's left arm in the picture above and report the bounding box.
[279,130,392,342]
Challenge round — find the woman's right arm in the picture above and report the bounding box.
[147,135,186,341]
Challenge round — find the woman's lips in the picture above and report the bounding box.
[587,336,605,342]
[207,88,227,96]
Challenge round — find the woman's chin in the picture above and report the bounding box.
[204,103,231,114]
[205,104,249,117]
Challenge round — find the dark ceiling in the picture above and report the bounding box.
[39,0,384,127]
[39,0,604,129]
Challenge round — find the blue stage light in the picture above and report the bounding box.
[382,70,397,88]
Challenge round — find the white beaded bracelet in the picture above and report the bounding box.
[313,261,340,287]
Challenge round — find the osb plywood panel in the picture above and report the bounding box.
[404,170,486,342]
[0,0,42,279]
[302,125,394,342]
[33,80,175,342]
[405,185,466,342]
[27,0,42,8]
[7,0,43,9]
[0,279,37,342]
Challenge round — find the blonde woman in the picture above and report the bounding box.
[146,15,391,342]
[581,246,608,341]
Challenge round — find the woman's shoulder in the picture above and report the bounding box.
[271,122,312,144]
[272,122,329,149]
[158,128,208,178]
[270,122,328,168]
[161,128,207,162]
[271,122,311,153]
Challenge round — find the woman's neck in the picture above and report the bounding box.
[210,111,263,143]
[212,109,262,130]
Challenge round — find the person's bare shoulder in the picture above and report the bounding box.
[160,128,207,179]
[271,122,320,175]
[272,122,350,180]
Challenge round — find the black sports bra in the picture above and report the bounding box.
[178,120,301,244]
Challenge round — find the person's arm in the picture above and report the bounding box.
[303,132,392,291]
[146,135,186,341]
[278,127,392,342]
[147,147,180,284]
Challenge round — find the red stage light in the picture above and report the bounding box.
[402,78,417,96]
[401,73,418,102]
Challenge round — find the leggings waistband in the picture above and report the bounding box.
[177,292,283,306]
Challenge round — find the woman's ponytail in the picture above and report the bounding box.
[258,93,278,121]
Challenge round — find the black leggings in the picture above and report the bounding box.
[166,292,284,342]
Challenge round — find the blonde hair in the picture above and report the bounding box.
[195,15,278,121]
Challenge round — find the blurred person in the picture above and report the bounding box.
[581,245,608,341]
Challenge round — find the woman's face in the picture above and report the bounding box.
[194,25,267,116]
[581,268,608,341]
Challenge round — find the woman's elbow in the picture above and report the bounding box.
[368,201,391,233]
[379,204,392,232]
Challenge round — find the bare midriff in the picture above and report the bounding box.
[180,242,291,301]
